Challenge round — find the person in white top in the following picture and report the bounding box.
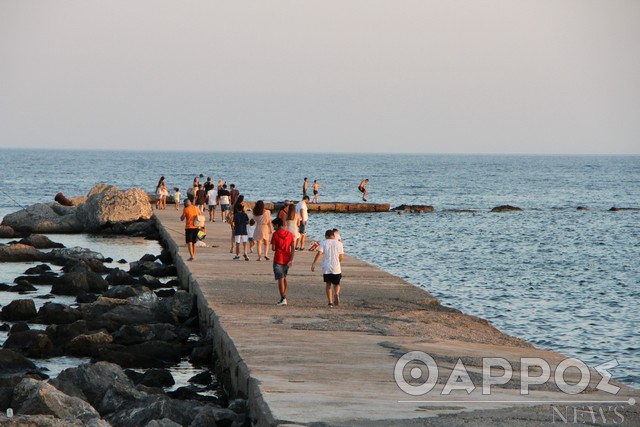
[206,188,217,222]
[311,229,345,307]
[295,195,309,250]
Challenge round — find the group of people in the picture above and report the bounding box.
[172,175,346,307]
[302,177,370,203]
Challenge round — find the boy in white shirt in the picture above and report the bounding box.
[311,229,345,307]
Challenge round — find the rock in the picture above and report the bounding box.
[24,264,52,275]
[145,419,183,427]
[3,330,56,358]
[51,361,140,414]
[0,415,101,426]
[0,349,38,375]
[392,204,435,212]
[139,369,175,388]
[123,221,156,236]
[66,331,114,357]
[50,272,90,296]
[0,243,52,262]
[189,406,238,427]
[10,322,30,334]
[7,279,38,293]
[157,291,196,324]
[0,203,83,234]
[76,292,99,304]
[50,246,105,262]
[609,207,639,211]
[13,273,57,285]
[155,289,176,298]
[139,275,163,290]
[1,299,37,321]
[113,324,190,346]
[140,254,157,262]
[46,321,90,349]
[228,399,248,414]
[117,259,127,264]
[94,340,188,368]
[11,378,100,423]
[129,261,177,278]
[188,372,212,386]
[18,235,65,249]
[35,302,82,324]
[189,345,213,365]
[576,206,589,211]
[76,185,153,231]
[106,268,139,286]
[157,248,173,265]
[103,285,149,300]
[0,225,16,238]
[106,395,204,427]
[491,205,523,212]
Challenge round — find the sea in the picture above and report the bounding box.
[0,149,638,388]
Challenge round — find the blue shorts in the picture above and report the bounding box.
[221,204,230,212]
[273,263,289,280]
[299,223,306,234]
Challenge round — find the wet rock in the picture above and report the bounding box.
[609,206,639,211]
[10,322,30,334]
[66,331,114,357]
[18,235,65,249]
[140,254,157,262]
[11,378,100,423]
[0,349,38,376]
[129,261,177,278]
[117,259,127,264]
[1,299,37,321]
[50,247,105,262]
[228,398,248,414]
[46,321,90,350]
[106,268,139,286]
[0,203,83,234]
[50,272,90,296]
[3,330,56,358]
[76,292,99,304]
[103,285,150,300]
[7,280,38,293]
[51,361,141,415]
[392,204,435,212]
[577,206,589,211]
[0,225,16,238]
[491,205,523,212]
[92,344,168,369]
[13,273,57,285]
[24,264,52,275]
[35,302,83,324]
[0,243,52,263]
[139,369,175,388]
[157,248,173,265]
[123,221,156,236]
[189,344,213,365]
[139,275,163,290]
[155,289,176,298]
[106,395,204,427]
[189,406,238,427]
[113,324,190,346]
[157,291,196,324]
[188,372,212,386]
[145,419,183,427]
[76,185,153,232]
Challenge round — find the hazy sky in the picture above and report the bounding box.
[1,1,639,154]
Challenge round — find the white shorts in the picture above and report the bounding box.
[234,235,248,243]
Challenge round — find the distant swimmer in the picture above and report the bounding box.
[358,179,369,202]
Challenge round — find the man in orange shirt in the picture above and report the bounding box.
[180,199,200,261]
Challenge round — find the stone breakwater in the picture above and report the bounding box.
[0,189,252,426]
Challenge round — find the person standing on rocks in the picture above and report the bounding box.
[271,217,295,306]
[311,229,345,307]
[311,180,320,203]
[302,177,309,199]
[180,199,200,261]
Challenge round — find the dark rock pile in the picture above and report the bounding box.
[0,235,250,426]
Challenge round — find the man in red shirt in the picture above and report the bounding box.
[180,199,200,261]
[270,218,295,306]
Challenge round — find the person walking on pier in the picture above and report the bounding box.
[252,200,273,261]
[180,199,200,261]
[271,218,295,306]
[358,179,368,202]
[311,229,345,307]
[295,196,309,250]
[206,185,217,222]
[232,203,250,261]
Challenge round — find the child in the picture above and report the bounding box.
[247,218,256,253]
[311,229,345,307]
[173,188,181,210]
[232,203,250,261]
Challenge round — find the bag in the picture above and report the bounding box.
[194,215,206,227]
[308,240,320,251]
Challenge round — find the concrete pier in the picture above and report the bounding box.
[153,209,638,426]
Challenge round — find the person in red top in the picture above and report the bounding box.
[270,217,295,306]
[180,199,200,261]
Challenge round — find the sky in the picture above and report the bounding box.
[1,1,639,154]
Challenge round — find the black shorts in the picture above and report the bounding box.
[313,190,318,195]
[358,186,365,193]
[185,228,199,244]
[299,222,306,234]
[323,273,342,285]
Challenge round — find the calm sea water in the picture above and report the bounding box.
[1,149,639,387]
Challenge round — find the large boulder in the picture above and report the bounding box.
[76,185,153,231]
[0,203,83,234]
[18,234,65,249]
[0,349,39,376]
[0,243,52,263]
[491,205,523,212]
[11,378,101,423]
[50,247,105,262]
[66,331,114,357]
[3,330,56,358]
[35,302,83,325]
[106,395,205,427]
[0,225,16,238]
[1,299,37,321]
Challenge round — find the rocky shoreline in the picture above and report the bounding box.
[0,185,250,426]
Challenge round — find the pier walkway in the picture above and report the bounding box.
[153,208,638,426]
